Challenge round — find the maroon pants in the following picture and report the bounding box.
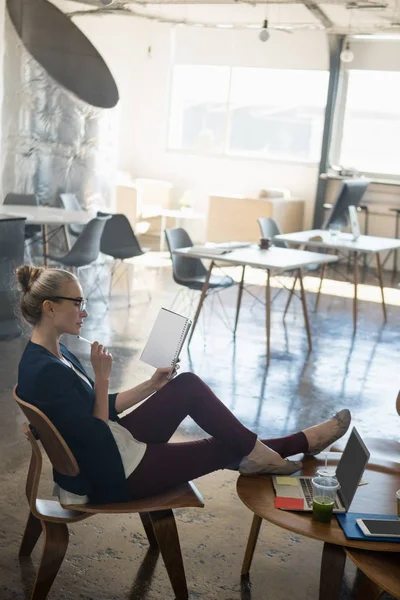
[119,373,308,499]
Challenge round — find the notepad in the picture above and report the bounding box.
[276,477,299,486]
[140,308,192,375]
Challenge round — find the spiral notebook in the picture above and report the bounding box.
[140,308,192,373]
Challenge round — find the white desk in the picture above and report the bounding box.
[142,208,205,251]
[0,205,90,265]
[274,230,400,331]
[175,246,337,364]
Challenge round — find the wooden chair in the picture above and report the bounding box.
[14,388,204,600]
[345,548,400,600]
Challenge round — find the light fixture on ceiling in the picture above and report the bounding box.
[340,39,355,62]
[259,19,270,42]
[99,0,115,5]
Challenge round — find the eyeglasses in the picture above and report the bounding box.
[46,296,87,312]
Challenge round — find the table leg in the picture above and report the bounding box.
[353,251,359,333]
[283,276,297,319]
[319,543,346,600]
[376,253,387,322]
[314,262,326,312]
[188,261,214,346]
[42,224,48,266]
[393,212,400,280]
[234,266,246,335]
[241,514,263,577]
[266,270,271,365]
[299,270,312,351]
[160,215,167,252]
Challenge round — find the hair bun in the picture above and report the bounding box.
[16,265,44,294]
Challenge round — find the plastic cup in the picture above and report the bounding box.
[311,476,340,524]
[396,490,400,519]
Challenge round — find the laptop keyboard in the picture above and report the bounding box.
[300,479,341,510]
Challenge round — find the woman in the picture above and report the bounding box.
[16,265,351,505]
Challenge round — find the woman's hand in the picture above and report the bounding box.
[91,341,113,382]
[150,363,180,392]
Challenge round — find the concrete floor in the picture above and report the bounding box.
[1,255,399,600]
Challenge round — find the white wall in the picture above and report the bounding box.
[48,8,400,247]
[70,15,328,235]
[0,0,5,201]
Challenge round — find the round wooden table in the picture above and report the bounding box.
[237,455,400,600]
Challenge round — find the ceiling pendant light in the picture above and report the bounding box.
[259,19,270,42]
[340,39,354,62]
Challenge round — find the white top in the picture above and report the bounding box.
[54,357,146,505]
[274,230,400,254]
[174,246,338,274]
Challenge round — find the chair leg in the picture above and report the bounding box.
[354,572,384,600]
[149,509,188,600]
[139,512,159,550]
[31,521,69,600]
[19,511,43,557]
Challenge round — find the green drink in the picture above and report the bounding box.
[311,476,340,524]
[312,497,334,523]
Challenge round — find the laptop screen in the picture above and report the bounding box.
[335,428,370,510]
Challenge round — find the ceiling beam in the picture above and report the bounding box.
[302,0,333,29]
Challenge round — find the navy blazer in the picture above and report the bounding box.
[17,340,132,504]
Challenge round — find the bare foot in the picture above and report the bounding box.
[303,409,351,456]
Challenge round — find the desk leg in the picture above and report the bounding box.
[353,252,359,333]
[283,276,297,319]
[160,215,167,252]
[234,266,246,335]
[376,253,387,322]
[299,270,312,351]
[241,514,262,577]
[319,543,346,600]
[314,262,326,312]
[266,270,271,365]
[188,261,214,346]
[42,225,48,266]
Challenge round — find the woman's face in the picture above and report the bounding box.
[48,280,88,335]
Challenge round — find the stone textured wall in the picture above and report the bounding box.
[1,0,119,211]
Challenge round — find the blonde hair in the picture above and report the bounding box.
[16,266,78,326]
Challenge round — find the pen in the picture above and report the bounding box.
[77,335,94,345]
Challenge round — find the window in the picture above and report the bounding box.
[168,65,230,154]
[339,70,400,175]
[168,65,329,162]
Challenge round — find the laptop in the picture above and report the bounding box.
[272,428,370,513]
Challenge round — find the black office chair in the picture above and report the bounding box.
[46,216,110,268]
[257,217,288,249]
[165,228,234,341]
[97,211,151,305]
[59,193,86,238]
[165,227,233,292]
[4,192,42,240]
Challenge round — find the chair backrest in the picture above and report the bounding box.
[164,227,207,284]
[397,391,400,416]
[59,193,85,237]
[97,211,144,259]
[61,216,110,267]
[4,192,38,207]
[14,388,79,514]
[257,217,288,249]
[14,389,79,476]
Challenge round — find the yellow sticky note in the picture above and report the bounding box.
[276,477,298,486]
